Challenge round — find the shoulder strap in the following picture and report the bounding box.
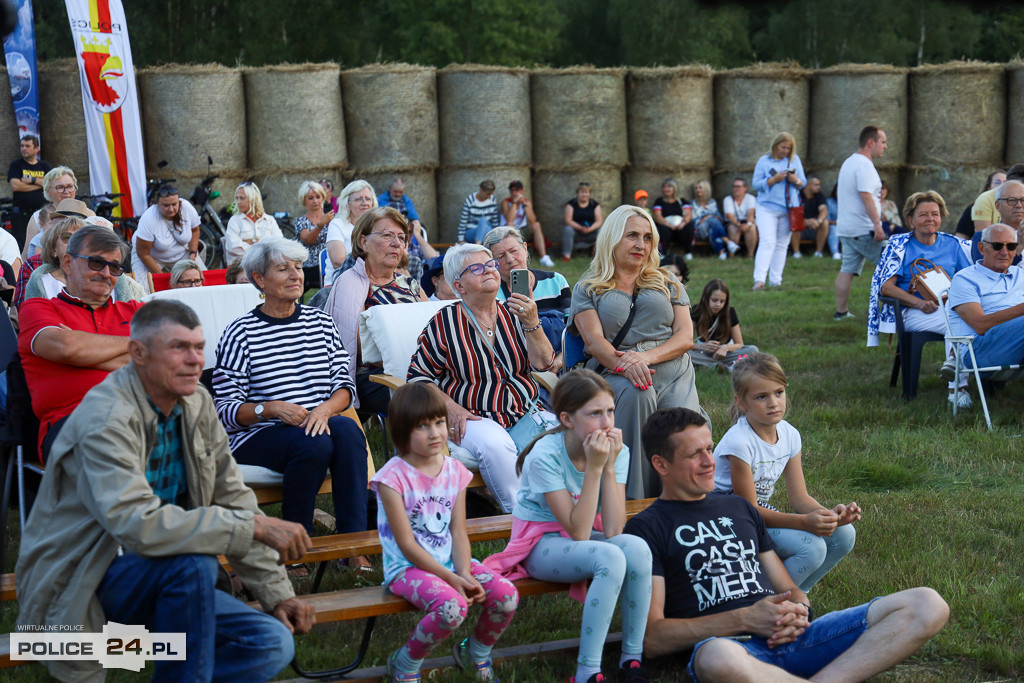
[610,288,640,350]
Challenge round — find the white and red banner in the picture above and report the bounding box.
[64,0,146,217]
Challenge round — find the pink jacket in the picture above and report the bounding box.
[483,515,604,603]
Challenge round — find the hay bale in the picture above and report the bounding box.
[809,65,908,168]
[531,68,627,169]
[38,59,90,182]
[244,64,346,172]
[248,172,341,217]
[1006,62,1024,165]
[532,167,622,244]
[357,169,437,237]
[438,66,531,167]
[138,64,246,176]
[436,165,530,243]
[341,64,438,172]
[625,168,712,205]
[901,164,993,230]
[714,64,810,172]
[176,173,245,214]
[0,67,19,171]
[908,62,1005,167]
[627,67,714,169]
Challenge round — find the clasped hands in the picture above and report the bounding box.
[613,348,656,390]
[259,401,334,436]
[746,591,810,648]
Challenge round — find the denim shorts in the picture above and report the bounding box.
[687,597,880,681]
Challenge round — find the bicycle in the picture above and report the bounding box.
[190,156,226,269]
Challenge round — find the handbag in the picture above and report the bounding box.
[569,287,640,370]
[786,179,805,232]
[909,258,952,304]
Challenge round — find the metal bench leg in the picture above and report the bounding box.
[310,561,329,594]
[290,615,377,680]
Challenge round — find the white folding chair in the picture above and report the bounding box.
[942,289,1024,429]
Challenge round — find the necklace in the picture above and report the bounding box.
[481,319,495,337]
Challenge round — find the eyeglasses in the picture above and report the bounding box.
[369,231,408,245]
[349,195,373,204]
[177,278,204,287]
[157,186,179,198]
[54,184,76,194]
[984,241,1019,252]
[69,253,125,276]
[457,258,500,279]
[998,197,1024,207]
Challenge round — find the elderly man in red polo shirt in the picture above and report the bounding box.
[18,224,142,463]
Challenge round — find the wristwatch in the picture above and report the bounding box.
[254,403,266,421]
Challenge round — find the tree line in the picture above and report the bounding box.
[30,0,1024,69]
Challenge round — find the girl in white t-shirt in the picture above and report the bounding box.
[372,382,517,682]
[713,353,860,591]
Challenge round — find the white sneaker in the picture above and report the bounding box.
[948,391,973,410]
[540,254,555,267]
[792,252,802,259]
[718,252,728,260]
[684,253,693,261]
[832,252,842,260]
[813,252,823,258]
[726,240,740,255]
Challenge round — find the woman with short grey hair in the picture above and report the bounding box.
[22,166,79,261]
[215,237,371,568]
[169,259,204,288]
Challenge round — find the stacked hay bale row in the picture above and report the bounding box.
[37,59,91,195]
[903,62,1006,223]
[530,68,627,245]
[342,64,438,235]
[244,63,347,218]
[624,66,714,207]
[437,66,532,243]
[712,64,810,199]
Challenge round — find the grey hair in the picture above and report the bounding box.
[482,226,525,252]
[996,179,1024,201]
[41,216,86,267]
[443,243,492,295]
[43,166,77,200]
[241,237,308,292]
[389,176,405,190]
[337,179,378,224]
[67,224,128,262]
[170,259,203,287]
[130,299,202,346]
[981,223,1018,242]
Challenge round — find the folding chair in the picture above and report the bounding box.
[880,295,944,399]
[942,289,1024,429]
[319,248,330,288]
[563,326,588,371]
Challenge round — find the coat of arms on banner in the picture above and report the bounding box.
[78,34,127,113]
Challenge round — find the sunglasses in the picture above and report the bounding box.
[69,253,125,277]
[156,186,179,198]
[457,258,500,279]
[984,241,1019,252]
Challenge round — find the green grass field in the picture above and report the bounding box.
[3,252,1023,681]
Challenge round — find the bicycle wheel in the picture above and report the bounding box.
[199,222,223,270]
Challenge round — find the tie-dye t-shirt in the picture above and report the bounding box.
[370,456,474,586]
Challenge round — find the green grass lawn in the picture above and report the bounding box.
[4,252,1024,681]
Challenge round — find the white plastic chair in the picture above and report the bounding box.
[942,289,1024,429]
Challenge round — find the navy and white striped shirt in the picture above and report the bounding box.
[407,302,538,428]
[213,304,355,450]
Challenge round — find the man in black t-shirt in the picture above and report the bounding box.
[624,408,949,682]
[789,174,831,259]
[7,134,52,248]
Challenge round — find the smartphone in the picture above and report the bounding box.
[510,269,530,298]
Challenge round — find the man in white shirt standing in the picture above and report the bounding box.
[833,126,888,321]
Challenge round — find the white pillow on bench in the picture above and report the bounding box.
[359,300,457,379]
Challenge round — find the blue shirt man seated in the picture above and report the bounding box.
[624,407,948,682]
[16,299,315,682]
[948,222,1024,369]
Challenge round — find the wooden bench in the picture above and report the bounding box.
[0,499,656,674]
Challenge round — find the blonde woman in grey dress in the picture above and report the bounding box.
[570,204,705,499]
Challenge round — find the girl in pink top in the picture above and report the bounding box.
[371,382,518,682]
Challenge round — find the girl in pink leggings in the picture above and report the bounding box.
[372,382,518,682]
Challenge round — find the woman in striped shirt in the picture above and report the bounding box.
[407,243,557,512]
[213,238,370,562]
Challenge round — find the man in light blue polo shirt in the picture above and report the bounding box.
[947,223,1024,369]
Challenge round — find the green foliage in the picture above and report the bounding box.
[30,0,1024,68]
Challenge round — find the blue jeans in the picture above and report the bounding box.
[233,416,368,533]
[97,553,294,682]
[465,217,493,244]
[768,524,856,592]
[688,597,880,681]
[698,217,729,254]
[963,314,1024,370]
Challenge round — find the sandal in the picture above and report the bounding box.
[343,555,375,574]
[452,637,497,681]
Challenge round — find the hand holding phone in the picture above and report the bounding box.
[510,268,530,298]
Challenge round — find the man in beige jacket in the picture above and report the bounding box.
[16,299,315,682]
